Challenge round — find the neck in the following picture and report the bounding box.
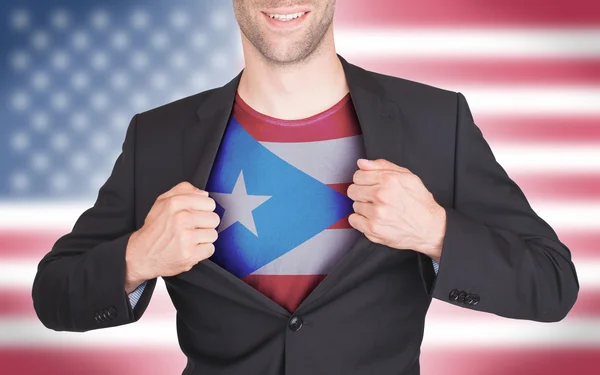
[236,30,349,120]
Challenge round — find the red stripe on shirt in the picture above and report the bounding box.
[233,92,362,142]
[242,274,327,313]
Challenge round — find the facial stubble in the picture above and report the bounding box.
[233,0,336,67]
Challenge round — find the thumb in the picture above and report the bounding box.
[357,158,381,170]
[357,158,406,172]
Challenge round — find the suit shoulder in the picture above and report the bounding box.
[135,87,218,127]
[367,68,458,108]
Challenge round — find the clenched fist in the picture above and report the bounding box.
[347,158,446,262]
[124,181,220,293]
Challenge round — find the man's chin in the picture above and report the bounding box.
[263,51,311,66]
[261,42,315,64]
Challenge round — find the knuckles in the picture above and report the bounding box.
[372,204,386,219]
[365,220,379,237]
[173,210,191,227]
[176,181,195,191]
[402,173,422,187]
[372,187,390,203]
[178,229,193,246]
[167,195,185,212]
[380,172,397,186]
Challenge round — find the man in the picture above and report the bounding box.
[32,1,579,374]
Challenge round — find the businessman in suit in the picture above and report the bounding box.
[32,1,579,374]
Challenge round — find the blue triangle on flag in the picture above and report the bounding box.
[205,117,354,278]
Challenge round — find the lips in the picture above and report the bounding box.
[266,11,307,21]
[261,10,309,29]
[262,6,312,15]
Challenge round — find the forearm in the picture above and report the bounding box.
[32,233,135,332]
[425,92,580,322]
[430,208,579,322]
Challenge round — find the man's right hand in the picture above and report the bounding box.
[124,181,220,293]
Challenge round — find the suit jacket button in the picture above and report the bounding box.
[288,316,303,332]
[457,291,467,303]
[472,294,480,305]
[102,311,110,320]
[95,314,102,322]
[448,289,459,301]
[107,307,117,319]
[465,294,474,305]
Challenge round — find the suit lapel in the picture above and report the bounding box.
[182,71,292,316]
[183,70,242,191]
[295,55,408,311]
[181,54,408,315]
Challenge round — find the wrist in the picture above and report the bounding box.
[420,206,446,262]
[125,231,149,293]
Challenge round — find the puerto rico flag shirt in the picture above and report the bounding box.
[204,91,366,313]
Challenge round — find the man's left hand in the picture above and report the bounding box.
[347,158,446,262]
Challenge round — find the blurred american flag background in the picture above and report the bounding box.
[1,0,599,374]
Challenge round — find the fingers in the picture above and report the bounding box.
[190,227,219,243]
[192,242,216,262]
[347,212,369,234]
[164,193,217,214]
[353,169,413,186]
[159,181,209,201]
[352,169,380,186]
[357,158,411,173]
[174,210,221,230]
[347,183,378,203]
[352,201,376,219]
[186,230,217,263]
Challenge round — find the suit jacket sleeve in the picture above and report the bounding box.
[31,114,157,332]
[422,92,579,322]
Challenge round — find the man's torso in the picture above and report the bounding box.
[205,91,366,312]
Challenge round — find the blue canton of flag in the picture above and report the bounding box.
[0,0,240,201]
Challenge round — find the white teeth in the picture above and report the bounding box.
[267,11,306,21]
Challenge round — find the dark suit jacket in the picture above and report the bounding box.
[32,54,579,375]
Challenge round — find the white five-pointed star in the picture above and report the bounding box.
[210,170,272,236]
